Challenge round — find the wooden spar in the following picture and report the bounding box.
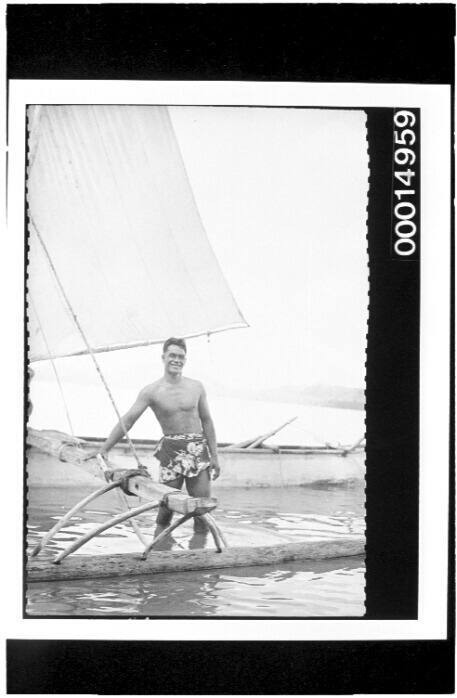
[27,427,218,516]
[201,514,225,552]
[28,427,364,463]
[28,537,365,583]
[204,513,229,548]
[53,500,161,564]
[28,427,219,563]
[30,323,248,363]
[223,417,298,450]
[225,435,262,449]
[141,513,194,559]
[247,416,298,449]
[30,479,122,557]
[341,435,366,456]
[219,445,360,455]
[96,454,148,549]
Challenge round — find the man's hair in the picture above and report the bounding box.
[162,337,187,354]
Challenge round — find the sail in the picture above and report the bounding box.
[27,105,247,361]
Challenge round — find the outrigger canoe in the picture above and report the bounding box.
[27,429,365,583]
[26,106,364,584]
[27,425,365,490]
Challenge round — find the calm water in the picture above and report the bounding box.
[27,484,365,617]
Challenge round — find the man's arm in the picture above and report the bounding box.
[198,385,220,479]
[99,388,151,456]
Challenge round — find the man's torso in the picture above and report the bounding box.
[145,377,203,435]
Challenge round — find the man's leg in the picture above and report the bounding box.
[186,468,211,533]
[154,475,183,540]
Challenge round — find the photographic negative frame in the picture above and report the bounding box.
[4,4,454,694]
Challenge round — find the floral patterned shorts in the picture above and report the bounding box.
[154,433,211,484]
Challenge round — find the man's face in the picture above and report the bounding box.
[162,345,186,375]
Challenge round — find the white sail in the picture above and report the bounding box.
[27,105,247,361]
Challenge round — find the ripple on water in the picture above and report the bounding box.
[27,484,365,617]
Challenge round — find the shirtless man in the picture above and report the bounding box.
[97,337,219,534]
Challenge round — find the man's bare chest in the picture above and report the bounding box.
[152,386,200,416]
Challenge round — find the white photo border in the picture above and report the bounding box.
[5,79,451,641]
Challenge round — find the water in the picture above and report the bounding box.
[26,484,365,617]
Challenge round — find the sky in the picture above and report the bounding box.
[30,106,368,441]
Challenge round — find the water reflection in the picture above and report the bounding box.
[27,556,365,617]
[27,484,365,617]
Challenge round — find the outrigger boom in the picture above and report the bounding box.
[27,429,365,583]
[28,430,222,567]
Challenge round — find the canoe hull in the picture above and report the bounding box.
[26,443,365,488]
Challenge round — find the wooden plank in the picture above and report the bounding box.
[27,537,365,583]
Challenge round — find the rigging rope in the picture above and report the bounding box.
[30,299,79,450]
[30,218,144,469]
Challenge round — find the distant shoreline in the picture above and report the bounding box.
[224,386,365,412]
[302,399,364,411]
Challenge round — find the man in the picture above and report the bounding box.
[97,337,220,535]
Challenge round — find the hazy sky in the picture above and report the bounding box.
[170,107,368,390]
[31,106,368,437]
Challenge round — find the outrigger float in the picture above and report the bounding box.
[27,429,364,583]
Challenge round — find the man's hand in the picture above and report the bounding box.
[210,457,220,480]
